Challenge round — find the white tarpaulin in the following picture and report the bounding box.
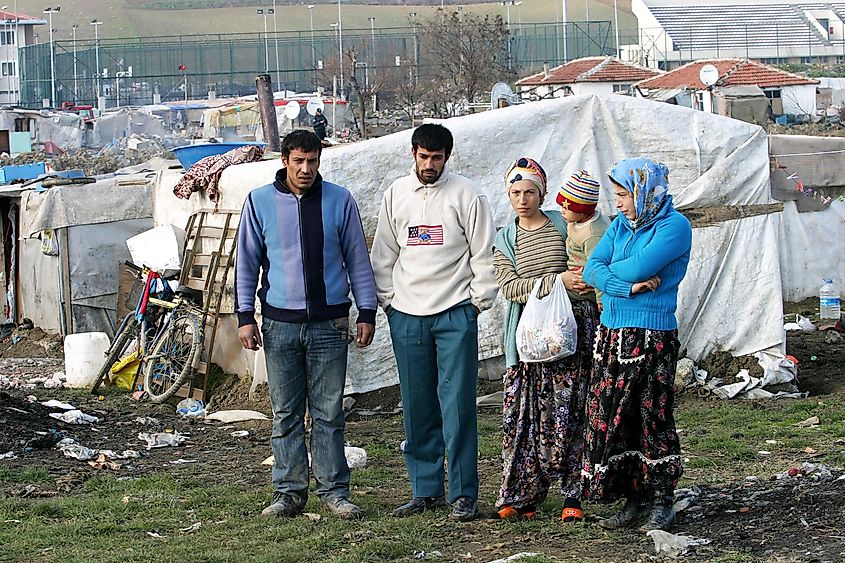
[152,94,784,394]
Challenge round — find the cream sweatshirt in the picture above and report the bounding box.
[371,165,499,316]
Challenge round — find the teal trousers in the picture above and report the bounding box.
[388,303,479,503]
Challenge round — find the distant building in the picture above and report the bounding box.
[516,56,662,99]
[635,58,819,119]
[0,10,46,105]
[629,0,845,70]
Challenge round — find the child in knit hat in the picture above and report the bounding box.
[557,170,611,308]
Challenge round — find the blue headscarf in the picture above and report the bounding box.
[608,158,672,229]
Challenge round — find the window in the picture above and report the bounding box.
[612,83,632,94]
[695,91,706,111]
[14,118,30,132]
[1,62,14,77]
[763,89,782,100]
[0,31,14,46]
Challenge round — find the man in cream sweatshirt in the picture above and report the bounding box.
[371,124,498,521]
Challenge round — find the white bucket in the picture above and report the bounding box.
[63,332,111,388]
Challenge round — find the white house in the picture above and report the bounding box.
[635,58,819,117]
[516,56,662,99]
[0,9,46,106]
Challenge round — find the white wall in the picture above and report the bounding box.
[0,24,29,106]
[571,82,615,96]
[781,84,818,116]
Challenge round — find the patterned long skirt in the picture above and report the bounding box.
[581,326,683,502]
[497,299,599,509]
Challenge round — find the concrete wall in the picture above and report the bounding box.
[781,84,818,116]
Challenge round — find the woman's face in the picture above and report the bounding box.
[614,183,636,220]
[508,180,543,219]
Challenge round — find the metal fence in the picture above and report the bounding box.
[18,21,614,108]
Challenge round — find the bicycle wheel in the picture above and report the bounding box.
[90,314,140,394]
[142,311,203,403]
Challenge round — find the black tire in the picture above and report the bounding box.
[90,315,140,394]
[143,311,203,403]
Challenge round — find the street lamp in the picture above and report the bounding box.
[307,5,316,90]
[409,11,418,82]
[257,9,272,73]
[271,0,280,86]
[337,0,343,99]
[90,19,102,104]
[560,0,567,62]
[614,0,620,58]
[501,1,521,71]
[71,23,78,101]
[368,16,375,56]
[43,6,60,106]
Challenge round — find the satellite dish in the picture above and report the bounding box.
[306,97,325,116]
[491,82,515,110]
[699,64,719,87]
[284,101,301,120]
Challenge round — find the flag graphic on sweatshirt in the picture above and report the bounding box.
[407,225,443,246]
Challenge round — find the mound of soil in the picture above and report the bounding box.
[0,328,63,359]
[0,392,70,454]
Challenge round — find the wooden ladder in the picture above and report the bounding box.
[175,209,240,402]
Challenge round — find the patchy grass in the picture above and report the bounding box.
[1,394,844,561]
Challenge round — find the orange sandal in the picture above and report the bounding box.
[561,507,584,523]
[495,505,537,520]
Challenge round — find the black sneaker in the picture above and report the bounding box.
[448,497,478,522]
[392,496,447,517]
[261,492,304,518]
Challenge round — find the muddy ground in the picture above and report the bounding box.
[1,302,843,562]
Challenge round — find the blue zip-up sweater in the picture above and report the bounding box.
[583,198,692,331]
[235,169,377,327]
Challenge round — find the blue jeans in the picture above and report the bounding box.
[261,317,351,504]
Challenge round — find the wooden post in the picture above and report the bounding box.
[255,74,281,152]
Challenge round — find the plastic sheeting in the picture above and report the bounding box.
[152,94,784,394]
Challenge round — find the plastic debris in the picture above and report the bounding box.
[88,454,121,470]
[345,446,368,470]
[134,416,160,425]
[138,431,187,449]
[146,532,166,539]
[43,372,66,389]
[205,410,269,423]
[176,398,206,418]
[56,438,98,461]
[41,399,76,410]
[487,554,541,563]
[49,409,99,424]
[261,455,274,466]
[303,512,322,522]
[795,416,820,428]
[646,530,710,558]
[180,522,202,534]
[342,396,357,412]
[230,430,249,438]
[0,451,17,460]
[169,459,199,464]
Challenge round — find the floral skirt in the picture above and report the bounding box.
[581,325,683,502]
[497,299,599,509]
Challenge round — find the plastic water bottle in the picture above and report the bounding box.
[819,278,841,320]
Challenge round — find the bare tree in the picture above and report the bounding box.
[419,9,514,115]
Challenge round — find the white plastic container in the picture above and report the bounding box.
[63,332,111,388]
[819,278,841,320]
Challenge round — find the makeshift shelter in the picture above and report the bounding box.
[0,108,83,154]
[0,174,156,336]
[152,94,787,395]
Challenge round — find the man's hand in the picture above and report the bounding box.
[632,275,661,295]
[239,324,263,350]
[356,322,375,348]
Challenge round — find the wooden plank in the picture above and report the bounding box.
[185,278,206,291]
[198,225,225,237]
[59,229,73,335]
[174,384,204,401]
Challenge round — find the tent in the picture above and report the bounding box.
[151,94,786,395]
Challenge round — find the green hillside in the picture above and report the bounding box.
[15,0,635,41]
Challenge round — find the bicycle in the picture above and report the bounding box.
[91,262,204,403]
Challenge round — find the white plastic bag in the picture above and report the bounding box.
[515,278,578,363]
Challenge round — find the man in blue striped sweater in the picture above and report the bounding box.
[235,130,377,520]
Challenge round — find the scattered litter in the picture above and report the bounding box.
[138,431,187,449]
[40,399,75,410]
[134,416,160,425]
[345,446,367,470]
[757,450,771,456]
[43,372,66,389]
[303,512,322,522]
[804,446,817,454]
[342,396,357,411]
[486,554,540,563]
[400,440,406,453]
[87,454,121,470]
[0,451,17,460]
[131,390,147,401]
[3,520,21,523]
[783,315,816,332]
[795,416,821,428]
[169,459,199,464]
[646,529,710,558]
[56,438,98,461]
[261,455,274,466]
[765,439,778,445]
[180,522,202,534]
[146,532,166,539]
[205,410,268,423]
[49,409,99,425]
[25,395,37,402]
[230,430,249,438]
[414,550,445,560]
[176,398,206,418]
[476,391,504,407]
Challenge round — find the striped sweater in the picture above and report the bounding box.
[493,219,568,304]
[234,169,377,327]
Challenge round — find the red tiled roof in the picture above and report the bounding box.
[636,59,818,90]
[517,57,661,86]
[0,10,44,22]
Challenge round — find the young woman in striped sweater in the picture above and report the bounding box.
[491,157,600,524]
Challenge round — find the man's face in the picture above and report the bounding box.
[413,147,448,184]
[282,148,320,192]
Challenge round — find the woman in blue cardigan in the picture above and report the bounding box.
[581,158,692,532]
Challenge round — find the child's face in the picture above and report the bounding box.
[561,205,588,223]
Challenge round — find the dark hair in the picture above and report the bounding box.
[411,124,453,158]
[281,129,322,158]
